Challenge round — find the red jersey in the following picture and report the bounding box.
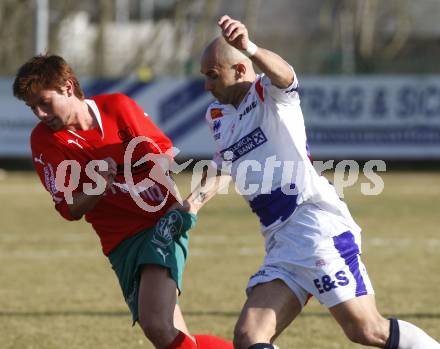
[31,93,176,255]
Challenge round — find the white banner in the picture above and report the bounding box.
[301,76,440,159]
[0,80,38,156]
[2,76,440,159]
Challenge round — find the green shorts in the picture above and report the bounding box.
[108,210,197,323]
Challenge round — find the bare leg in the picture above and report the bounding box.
[233,279,302,349]
[329,294,391,347]
[330,294,440,348]
[137,264,195,349]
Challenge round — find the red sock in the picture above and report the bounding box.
[167,331,198,349]
[194,334,234,349]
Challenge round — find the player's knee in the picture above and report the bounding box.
[343,322,382,346]
[138,315,174,345]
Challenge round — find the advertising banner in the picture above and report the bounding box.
[2,76,440,159]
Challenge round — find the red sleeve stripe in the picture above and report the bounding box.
[255,79,264,102]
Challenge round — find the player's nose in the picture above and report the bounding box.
[33,106,48,118]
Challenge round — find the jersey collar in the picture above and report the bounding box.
[85,99,104,138]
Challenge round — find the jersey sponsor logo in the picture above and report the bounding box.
[111,182,165,203]
[239,100,257,120]
[313,271,350,294]
[220,127,268,162]
[210,108,223,119]
[67,139,83,149]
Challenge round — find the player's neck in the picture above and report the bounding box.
[231,81,253,108]
[66,100,97,131]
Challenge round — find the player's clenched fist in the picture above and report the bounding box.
[218,15,250,51]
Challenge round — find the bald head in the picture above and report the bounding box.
[202,36,251,67]
[200,36,256,107]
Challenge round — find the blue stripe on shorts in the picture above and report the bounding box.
[332,231,367,297]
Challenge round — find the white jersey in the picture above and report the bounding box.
[205,71,360,236]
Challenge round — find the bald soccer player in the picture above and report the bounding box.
[173,15,440,349]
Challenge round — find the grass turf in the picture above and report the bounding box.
[0,170,439,348]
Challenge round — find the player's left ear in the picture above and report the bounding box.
[234,63,247,80]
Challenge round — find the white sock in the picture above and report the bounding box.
[398,319,440,349]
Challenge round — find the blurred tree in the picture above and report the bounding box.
[244,0,262,38]
[317,0,412,74]
[0,0,34,75]
[95,0,113,77]
[358,0,411,60]
[50,1,83,56]
[1,0,440,77]
[187,0,220,75]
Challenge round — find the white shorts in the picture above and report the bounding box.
[247,203,375,308]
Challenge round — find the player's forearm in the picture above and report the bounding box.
[186,179,220,213]
[66,157,116,219]
[67,191,105,219]
[186,172,231,214]
[250,47,294,89]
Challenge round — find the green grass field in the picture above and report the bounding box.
[0,170,439,348]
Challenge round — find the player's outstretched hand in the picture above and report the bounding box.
[218,15,250,51]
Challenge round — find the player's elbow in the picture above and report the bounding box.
[271,63,295,89]
[67,207,84,221]
[273,72,295,89]
[67,211,83,221]
[56,202,83,221]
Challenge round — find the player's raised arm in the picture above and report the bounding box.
[218,14,294,89]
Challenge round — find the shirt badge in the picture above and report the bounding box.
[210,108,223,119]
